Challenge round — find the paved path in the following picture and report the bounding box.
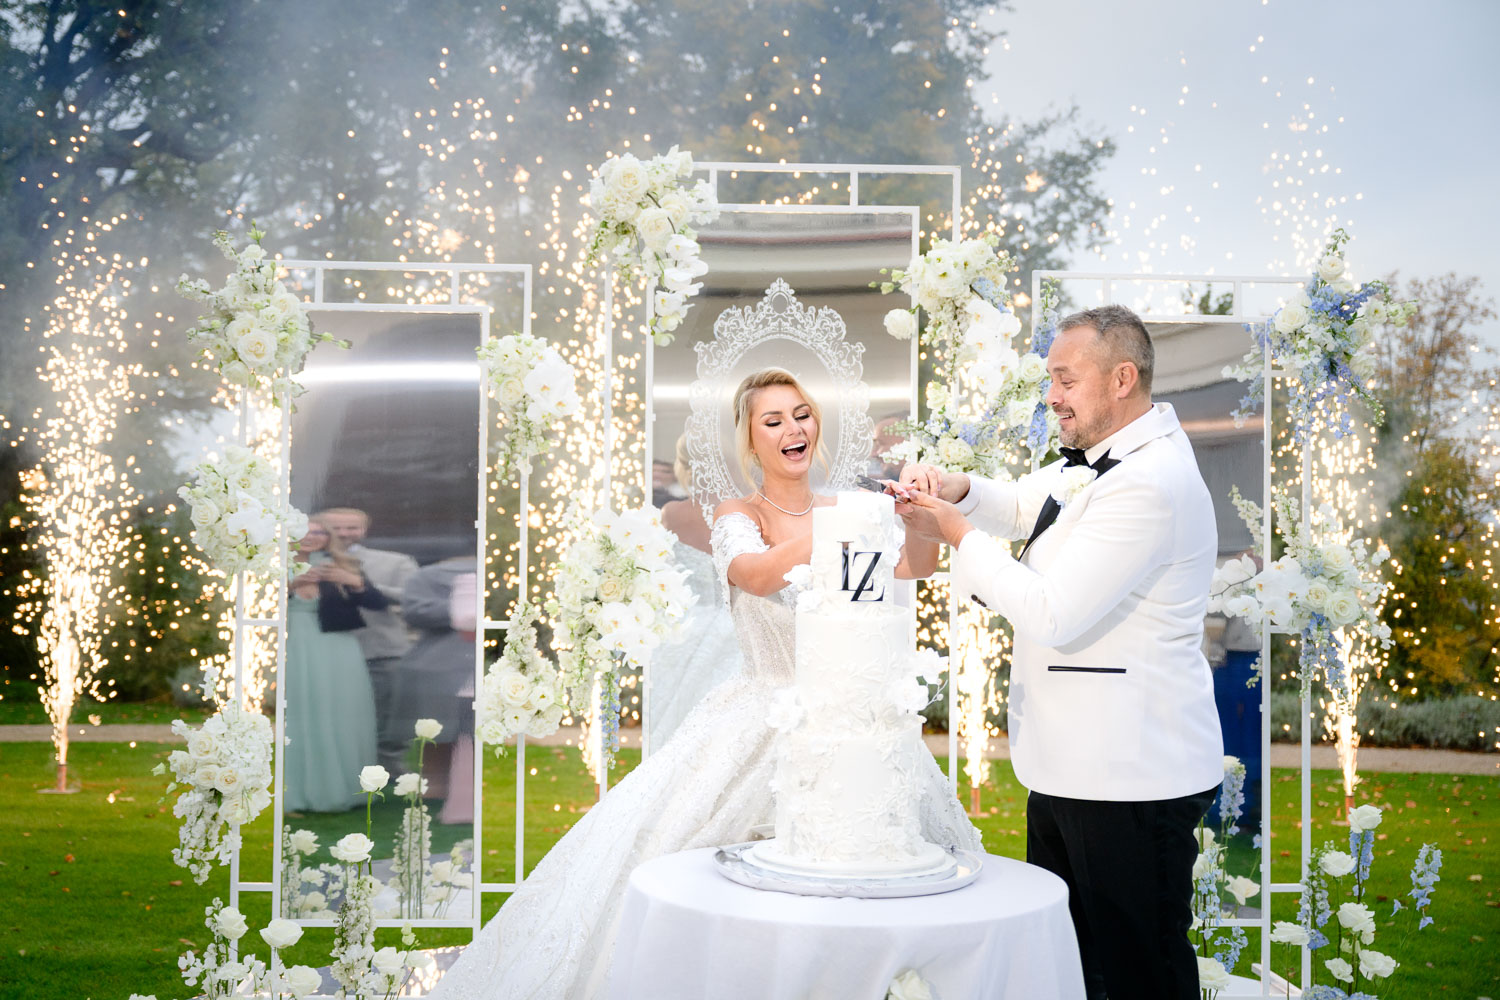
[3,723,1494,775]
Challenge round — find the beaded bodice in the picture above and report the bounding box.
[710,512,799,686]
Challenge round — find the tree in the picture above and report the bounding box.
[1371,273,1500,697]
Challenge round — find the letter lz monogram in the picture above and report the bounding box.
[840,544,886,602]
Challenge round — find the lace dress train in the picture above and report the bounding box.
[429,513,981,1000]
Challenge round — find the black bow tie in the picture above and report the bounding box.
[1015,448,1119,560]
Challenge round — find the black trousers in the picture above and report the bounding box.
[1027,786,1217,1000]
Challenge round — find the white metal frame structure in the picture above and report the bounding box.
[226,259,533,951]
[607,161,962,782]
[1033,268,1313,998]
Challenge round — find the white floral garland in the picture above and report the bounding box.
[477,599,566,749]
[879,238,1057,476]
[1208,487,1392,694]
[477,331,582,478]
[156,703,275,884]
[545,504,694,767]
[1225,228,1416,441]
[587,145,718,344]
[178,444,308,579]
[177,224,342,399]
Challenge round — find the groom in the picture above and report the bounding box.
[897,304,1223,1000]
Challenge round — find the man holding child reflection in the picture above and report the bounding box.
[317,507,420,775]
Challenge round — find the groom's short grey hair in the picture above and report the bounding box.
[1058,304,1155,397]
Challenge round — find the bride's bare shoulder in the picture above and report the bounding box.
[713,497,761,527]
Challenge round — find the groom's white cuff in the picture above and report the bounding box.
[951,529,1020,612]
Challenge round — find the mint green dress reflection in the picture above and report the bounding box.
[283,593,379,813]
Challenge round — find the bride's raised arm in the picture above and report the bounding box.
[894,512,939,580]
[714,501,813,597]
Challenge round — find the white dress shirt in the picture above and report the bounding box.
[950,403,1224,801]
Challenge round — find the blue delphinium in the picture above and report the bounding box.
[1348,827,1376,894]
[1219,762,1247,836]
[1408,844,1443,929]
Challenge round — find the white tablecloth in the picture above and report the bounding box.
[607,848,1085,1000]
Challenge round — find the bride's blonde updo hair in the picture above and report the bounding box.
[731,367,829,483]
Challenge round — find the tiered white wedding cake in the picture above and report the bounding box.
[747,491,956,880]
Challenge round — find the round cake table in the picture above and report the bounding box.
[606,847,1085,1000]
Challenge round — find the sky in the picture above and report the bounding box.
[979,0,1500,338]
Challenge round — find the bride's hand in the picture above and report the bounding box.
[899,464,970,503]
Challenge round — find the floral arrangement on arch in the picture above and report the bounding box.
[587,145,718,344]
[177,224,342,399]
[1225,228,1416,441]
[178,444,308,579]
[879,244,1058,476]
[546,504,695,768]
[477,332,582,478]
[1191,756,1260,995]
[1271,809,1442,999]
[155,703,275,884]
[1207,487,1391,695]
[478,599,566,749]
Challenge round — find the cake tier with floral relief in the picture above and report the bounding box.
[747,491,955,879]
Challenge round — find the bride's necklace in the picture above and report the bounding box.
[756,490,815,516]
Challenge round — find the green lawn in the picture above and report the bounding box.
[0,741,1493,999]
[0,695,211,727]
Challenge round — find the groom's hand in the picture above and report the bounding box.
[896,490,974,548]
[899,463,971,504]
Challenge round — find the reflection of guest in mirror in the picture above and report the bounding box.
[283,516,385,814]
[317,506,420,775]
[867,412,909,481]
[388,545,477,816]
[650,458,681,509]
[659,435,711,554]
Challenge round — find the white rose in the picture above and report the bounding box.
[330,832,374,864]
[281,965,322,998]
[605,155,648,202]
[884,308,918,341]
[188,731,218,759]
[1324,957,1353,983]
[259,918,303,950]
[1191,851,1213,881]
[497,669,533,707]
[1302,579,1331,614]
[394,772,427,797]
[1320,542,1354,576]
[1318,253,1346,283]
[1269,920,1310,946]
[235,325,277,370]
[371,946,404,976]
[220,358,253,386]
[1337,901,1376,940]
[288,829,318,854]
[1197,955,1233,992]
[213,906,250,941]
[525,711,560,739]
[1017,352,1048,383]
[1005,398,1036,428]
[1348,803,1383,832]
[1193,827,1217,850]
[886,969,934,1000]
[1358,948,1398,979]
[212,767,243,795]
[1274,297,1311,334]
[1324,589,1363,627]
[414,718,443,741]
[358,764,390,793]
[495,376,526,408]
[190,497,222,529]
[219,797,250,826]
[658,191,691,227]
[1226,874,1260,905]
[936,437,974,468]
[1320,850,1356,877]
[192,763,220,789]
[635,207,676,251]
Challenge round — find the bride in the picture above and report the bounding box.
[430,367,982,1000]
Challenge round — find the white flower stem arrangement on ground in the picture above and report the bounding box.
[279,825,337,919]
[478,599,566,750]
[392,719,469,920]
[477,332,582,478]
[178,444,309,579]
[1225,228,1416,441]
[1207,487,1391,694]
[1191,757,1257,997]
[154,703,275,884]
[177,223,343,399]
[587,145,718,344]
[546,504,695,768]
[1276,807,1441,1000]
[878,237,1059,475]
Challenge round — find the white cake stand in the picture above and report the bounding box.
[712,841,983,898]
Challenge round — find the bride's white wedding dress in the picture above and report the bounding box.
[430,513,982,1000]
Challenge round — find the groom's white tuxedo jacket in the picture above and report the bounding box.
[951,402,1224,802]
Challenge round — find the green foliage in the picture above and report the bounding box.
[1372,273,1500,697]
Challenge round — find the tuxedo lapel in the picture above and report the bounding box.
[1019,451,1121,560]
